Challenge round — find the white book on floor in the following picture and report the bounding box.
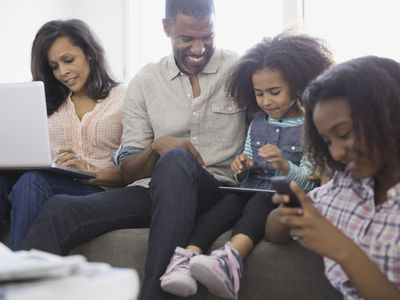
[0,242,85,281]
[0,267,139,300]
[0,242,140,300]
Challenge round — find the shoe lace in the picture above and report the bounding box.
[160,247,192,280]
[212,242,242,293]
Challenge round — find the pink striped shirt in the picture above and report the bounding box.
[47,85,126,172]
[309,171,400,299]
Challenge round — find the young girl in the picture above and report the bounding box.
[0,19,126,250]
[267,56,400,299]
[160,33,333,298]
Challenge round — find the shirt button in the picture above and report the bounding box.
[192,111,197,116]
[256,141,261,145]
[291,146,296,151]
[228,107,232,111]
[276,129,280,133]
[192,137,197,141]
[187,93,191,98]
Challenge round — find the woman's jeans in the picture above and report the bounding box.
[2,170,103,250]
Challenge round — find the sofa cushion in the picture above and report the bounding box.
[72,229,341,300]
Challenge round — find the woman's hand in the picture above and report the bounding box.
[55,149,91,171]
[231,154,253,175]
[258,144,289,175]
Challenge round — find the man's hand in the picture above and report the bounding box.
[151,136,205,166]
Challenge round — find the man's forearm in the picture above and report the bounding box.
[121,145,160,184]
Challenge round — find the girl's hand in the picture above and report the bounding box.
[231,154,253,175]
[272,181,351,261]
[55,149,90,171]
[258,144,289,174]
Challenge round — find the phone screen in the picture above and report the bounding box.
[270,176,301,207]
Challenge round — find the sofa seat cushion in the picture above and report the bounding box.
[72,229,341,300]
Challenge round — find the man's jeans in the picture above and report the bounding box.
[21,149,228,300]
[142,148,225,300]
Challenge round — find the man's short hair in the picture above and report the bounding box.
[165,0,215,20]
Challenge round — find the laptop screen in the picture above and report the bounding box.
[0,81,52,168]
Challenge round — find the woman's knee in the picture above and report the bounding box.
[9,171,50,204]
[11,171,47,191]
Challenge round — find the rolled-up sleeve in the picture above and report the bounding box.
[113,145,144,167]
[122,72,154,150]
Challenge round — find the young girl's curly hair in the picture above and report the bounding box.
[226,33,333,120]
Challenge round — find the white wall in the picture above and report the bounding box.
[0,0,125,83]
[66,0,126,81]
[0,0,300,84]
[0,0,72,83]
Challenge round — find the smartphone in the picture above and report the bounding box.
[270,176,301,207]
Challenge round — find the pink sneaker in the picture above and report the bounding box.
[189,242,243,299]
[160,247,197,297]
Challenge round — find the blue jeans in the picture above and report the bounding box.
[21,149,228,300]
[8,171,103,250]
[21,185,152,254]
[142,149,225,300]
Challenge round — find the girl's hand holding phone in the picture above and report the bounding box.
[272,180,352,260]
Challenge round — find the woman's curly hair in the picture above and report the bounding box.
[303,56,400,172]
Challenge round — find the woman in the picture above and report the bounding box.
[0,19,126,250]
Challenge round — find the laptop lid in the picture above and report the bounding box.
[0,81,95,179]
[0,81,51,168]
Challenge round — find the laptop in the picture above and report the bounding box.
[0,81,96,179]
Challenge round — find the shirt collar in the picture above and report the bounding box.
[166,49,221,81]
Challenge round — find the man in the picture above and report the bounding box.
[21,0,246,299]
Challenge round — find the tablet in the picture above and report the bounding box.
[218,186,276,194]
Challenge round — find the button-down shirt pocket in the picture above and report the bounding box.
[209,102,246,144]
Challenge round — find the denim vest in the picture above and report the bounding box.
[241,113,303,189]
